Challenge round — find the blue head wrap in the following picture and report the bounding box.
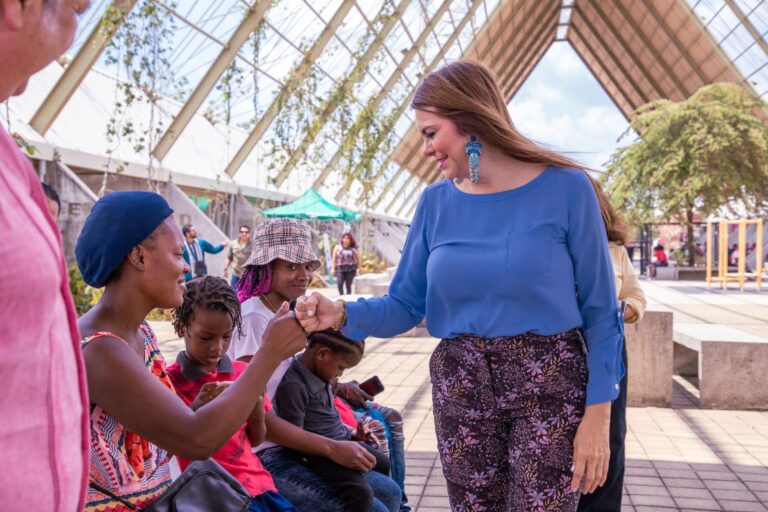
[76,191,174,287]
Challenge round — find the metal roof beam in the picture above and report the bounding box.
[567,34,632,120]
[611,0,690,97]
[30,0,138,135]
[337,0,483,201]
[152,1,273,160]
[585,1,667,99]
[498,1,559,96]
[371,135,422,208]
[386,173,420,213]
[505,27,555,98]
[642,0,710,86]
[571,3,649,104]
[568,24,636,116]
[271,0,413,187]
[222,0,355,178]
[395,179,423,216]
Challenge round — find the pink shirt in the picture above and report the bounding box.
[0,126,89,511]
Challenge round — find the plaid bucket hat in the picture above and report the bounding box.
[245,218,320,269]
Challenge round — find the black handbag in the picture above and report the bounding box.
[90,459,251,512]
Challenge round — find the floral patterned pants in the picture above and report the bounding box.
[430,330,588,512]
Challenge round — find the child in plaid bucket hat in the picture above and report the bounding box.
[235,217,321,303]
[229,218,407,511]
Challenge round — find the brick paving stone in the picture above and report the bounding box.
[703,480,749,491]
[716,501,767,512]
[709,488,759,501]
[746,481,768,492]
[632,495,678,507]
[695,470,739,481]
[418,496,451,507]
[672,497,723,510]
[628,476,667,487]
[627,484,671,496]
[662,478,707,489]
[667,486,714,499]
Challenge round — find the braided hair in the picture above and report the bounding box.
[307,329,365,357]
[173,276,242,337]
[235,263,273,303]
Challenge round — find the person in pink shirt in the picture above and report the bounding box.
[0,1,91,510]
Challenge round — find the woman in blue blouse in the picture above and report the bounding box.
[296,61,623,511]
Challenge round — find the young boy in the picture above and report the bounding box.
[273,329,390,512]
[167,276,297,512]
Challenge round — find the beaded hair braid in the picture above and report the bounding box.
[235,263,273,303]
[173,276,243,337]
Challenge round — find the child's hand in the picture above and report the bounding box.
[190,381,232,411]
[351,418,380,449]
[338,380,373,409]
[259,302,307,361]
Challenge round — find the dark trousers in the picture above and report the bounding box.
[288,443,389,512]
[336,269,356,295]
[578,342,628,512]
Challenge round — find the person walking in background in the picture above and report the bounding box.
[225,224,252,288]
[579,176,647,512]
[0,1,91,510]
[295,60,623,511]
[182,223,228,280]
[332,232,359,296]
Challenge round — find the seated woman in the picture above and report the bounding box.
[75,191,307,511]
[231,217,402,512]
[167,276,297,511]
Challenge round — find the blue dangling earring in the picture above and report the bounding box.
[465,135,483,184]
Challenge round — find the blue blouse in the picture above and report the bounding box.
[343,167,624,405]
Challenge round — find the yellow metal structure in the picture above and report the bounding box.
[706,219,763,291]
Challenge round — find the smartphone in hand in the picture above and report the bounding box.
[359,376,385,397]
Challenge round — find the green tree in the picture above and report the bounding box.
[603,83,768,266]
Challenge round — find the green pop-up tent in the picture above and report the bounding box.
[263,188,362,222]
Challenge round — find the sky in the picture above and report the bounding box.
[508,41,632,174]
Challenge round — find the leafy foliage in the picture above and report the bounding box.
[604,83,768,223]
[68,264,103,316]
[101,0,179,182]
[602,83,768,263]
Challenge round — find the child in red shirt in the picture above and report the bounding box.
[167,276,296,512]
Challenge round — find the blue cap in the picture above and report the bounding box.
[76,191,174,287]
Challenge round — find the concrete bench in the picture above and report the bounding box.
[654,266,706,281]
[353,273,390,295]
[655,266,678,280]
[625,310,673,407]
[673,323,768,410]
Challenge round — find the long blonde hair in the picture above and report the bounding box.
[411,60,586,171]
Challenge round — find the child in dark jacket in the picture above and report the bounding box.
[273,329,390,512]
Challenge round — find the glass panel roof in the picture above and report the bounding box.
[687,0,768,97]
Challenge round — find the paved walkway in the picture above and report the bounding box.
[152,280,768,512]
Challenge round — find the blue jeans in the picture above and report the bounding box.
[259,447,401,512]
[356,405,410,511]
[230,274,240,288]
